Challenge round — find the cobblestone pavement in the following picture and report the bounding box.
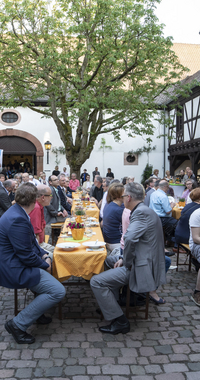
[0,254,200,380]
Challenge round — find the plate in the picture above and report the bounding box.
[57,242,80,251]
[82,241,106,249]
[87,217,96,221]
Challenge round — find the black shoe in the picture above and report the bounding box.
[36,314,52,324]
[5,319,35,344]
[99,319,130,335]
[165,251,175,257]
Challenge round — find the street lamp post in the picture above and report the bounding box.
[44,141,52,164]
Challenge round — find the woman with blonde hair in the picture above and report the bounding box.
[102,183,124,252]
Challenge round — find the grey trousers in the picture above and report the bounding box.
[13,269,66,331]
[90,267,130,321]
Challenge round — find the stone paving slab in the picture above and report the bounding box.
[0,254,200,379]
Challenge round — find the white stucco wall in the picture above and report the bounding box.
[0,106,169,182]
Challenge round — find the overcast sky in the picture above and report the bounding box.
[155,0,200,44]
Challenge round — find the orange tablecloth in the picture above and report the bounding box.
[172,207,182,220]
[53,220,107,282]
[72,201,100,219]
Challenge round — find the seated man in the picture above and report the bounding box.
[29,184,55,258]
[91,175,103,203]
[90,182,166,334]
[0,183,65,344]
[69,173,80,191]
[57,175,71,214]
[0,179,15,217]
[44,175,68,225]
[149,180,177,243]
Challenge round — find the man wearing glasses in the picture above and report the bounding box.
[91,182,166,335]
[29,184,54,258]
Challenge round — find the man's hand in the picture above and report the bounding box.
[63,210,68,217]
[67,197,72,205]
[46,258,51,274]
[114,259,123,268]
[57,211,63,217]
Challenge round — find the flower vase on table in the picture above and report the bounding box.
[67,221,85,240]
[71,228,84,240]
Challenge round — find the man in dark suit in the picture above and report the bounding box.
[57,175,71,214]
[0,183,65,344]
[90,182,166,335]
[0,179,15,217]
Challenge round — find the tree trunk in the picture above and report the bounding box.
[69,164,82,181]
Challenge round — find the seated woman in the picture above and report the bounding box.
[175,188,200,245]
[189,207,200,306]
[102,183,124,252]
[182,179,197,202]
[164,170,172,182]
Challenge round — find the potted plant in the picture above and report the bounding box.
[179,198,185,207]
[74,207,85,223]
[67,221,85,240]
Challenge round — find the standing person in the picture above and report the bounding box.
[60,167,69,177]
[22,173,29,183]
[106,168,114,179]
[92,167,100,181]
[1,183,65,344]
[80,169,89,185]
[90,182,166,334]
[52,166,60,176]
[69,173,80,191]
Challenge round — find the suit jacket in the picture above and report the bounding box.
[44,185,64,224]
[123,202,166,293]
[0,203,49,289]
[0,186,12,217]
[57,185,71,213]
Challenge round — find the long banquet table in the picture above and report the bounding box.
[53,218,107,283]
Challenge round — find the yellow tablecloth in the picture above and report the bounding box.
[53,220,107,282]
[72,201,100,219]
[172,207,182,220]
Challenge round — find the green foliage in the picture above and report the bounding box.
[128,145,156,156]
[0,0,188,173]
[141,163,153,185]
[51,146,66,165]
[99,138,112,150]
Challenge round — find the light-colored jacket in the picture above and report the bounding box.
[123,202,166,293]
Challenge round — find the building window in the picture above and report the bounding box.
[2,112,18,123]
[0,109,21,126]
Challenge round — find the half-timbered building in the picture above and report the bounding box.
[167,71,200,180]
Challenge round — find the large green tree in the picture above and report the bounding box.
[0,0,187,176]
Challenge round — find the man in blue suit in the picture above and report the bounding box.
[0,183,65,344]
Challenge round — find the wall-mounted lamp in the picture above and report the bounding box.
[44,140,52,164]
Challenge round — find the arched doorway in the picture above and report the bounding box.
[0,129,44,176]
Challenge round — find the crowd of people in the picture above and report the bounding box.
[0,163,200,342]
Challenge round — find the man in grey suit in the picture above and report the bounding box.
[44,175,68,224]
[90,182,166,335]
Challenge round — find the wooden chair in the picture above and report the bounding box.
[125,285,149,320]
[176,243,192,272]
